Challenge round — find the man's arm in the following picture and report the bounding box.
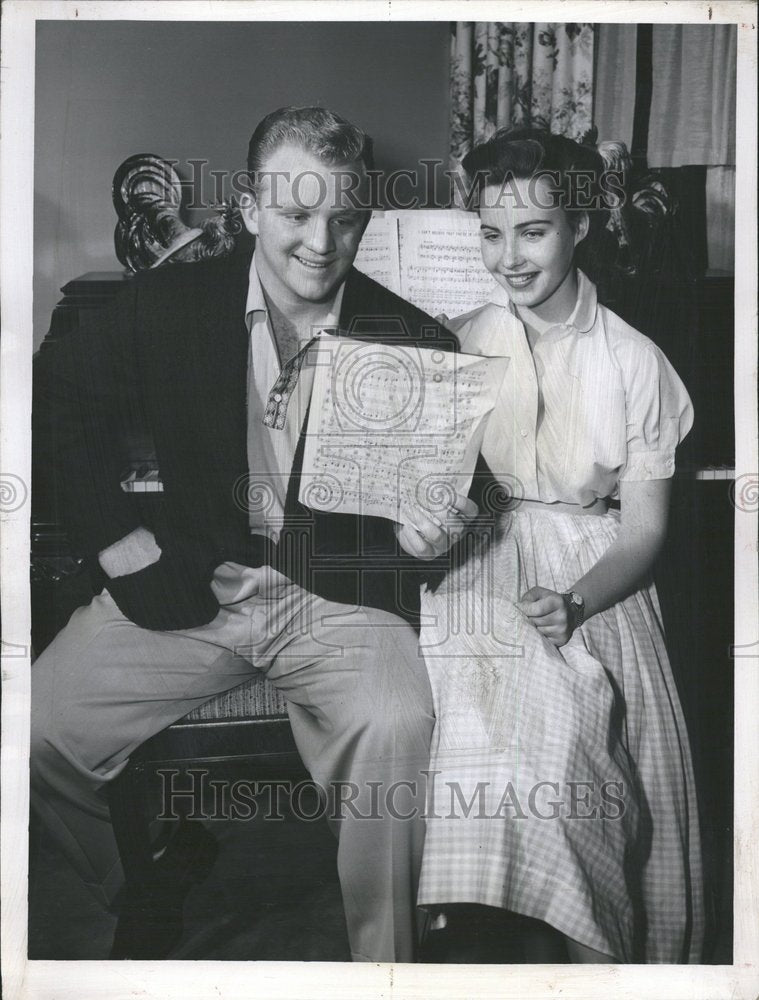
[34,278,219,630]
[34,282,144,560]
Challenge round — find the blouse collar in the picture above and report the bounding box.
[489,269,598,337]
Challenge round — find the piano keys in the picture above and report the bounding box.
[120,462,163,493]
[117,462,739,494]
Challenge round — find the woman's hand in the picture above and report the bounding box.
[517,586,574,647]
[395,494,478,560]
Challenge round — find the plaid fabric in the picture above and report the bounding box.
[418,509,705,963]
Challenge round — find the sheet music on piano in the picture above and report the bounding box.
[352,212,402,295]
[353,209,499,318]
[398,211,500,318]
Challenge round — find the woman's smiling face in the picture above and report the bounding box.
[478,174,588,323]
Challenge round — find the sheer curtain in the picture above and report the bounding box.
[594,23,736,271]
[449,22,595,168]
[647,24,736,169]
[593,24,637,149]
[648,25,736,272]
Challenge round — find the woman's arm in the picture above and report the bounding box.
[518,478,672,646]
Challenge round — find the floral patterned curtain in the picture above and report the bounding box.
[449,22,595,168]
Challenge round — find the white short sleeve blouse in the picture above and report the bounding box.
[450,271,694,507]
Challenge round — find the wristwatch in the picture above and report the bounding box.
[562,590,586,632]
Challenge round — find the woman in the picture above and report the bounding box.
[417,128,704,964]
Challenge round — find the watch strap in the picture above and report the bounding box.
[562,590,585,631]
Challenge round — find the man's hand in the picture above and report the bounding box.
[98,527,162,578]
[394,493,478,560]
[516,586,574,647]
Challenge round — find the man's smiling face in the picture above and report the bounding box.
[241,143,370,311]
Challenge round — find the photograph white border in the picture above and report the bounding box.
[1,2,756,998]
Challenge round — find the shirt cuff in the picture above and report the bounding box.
[618,451,676,482]
[98,528,162,578]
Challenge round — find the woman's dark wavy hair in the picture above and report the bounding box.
[461,126,612,278]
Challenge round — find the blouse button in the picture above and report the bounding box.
[520,429,528,437]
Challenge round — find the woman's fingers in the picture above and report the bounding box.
[517,587,572,645]
[396,524,426,558]
[396,525,431,558]
[448,493,479,522]
[535,622,572,648]
[518,585,554,605]
[395,494,480,560]
[406,508,447,546]
[395,517,446,560]
[518,594,563,619]
[529,608,566,626]
[536,622,565,637]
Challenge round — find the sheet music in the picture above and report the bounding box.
[299,335,508,523]
[352,212,401,294]
[398,210,499,318]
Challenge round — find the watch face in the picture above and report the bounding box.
[571,592,583,607]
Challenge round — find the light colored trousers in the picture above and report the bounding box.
[31,563,435,963]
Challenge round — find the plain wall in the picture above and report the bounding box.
[34,20,451,349]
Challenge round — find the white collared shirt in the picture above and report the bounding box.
[245,253,344,538]
[449,270,694,506]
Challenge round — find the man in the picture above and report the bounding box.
[31,107,476,963]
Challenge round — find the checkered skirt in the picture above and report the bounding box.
[417,508,704,963]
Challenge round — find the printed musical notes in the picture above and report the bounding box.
[353,209,499,317]
[352,212,402,294]
[398,211,499,318]
[299,335,508,523]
